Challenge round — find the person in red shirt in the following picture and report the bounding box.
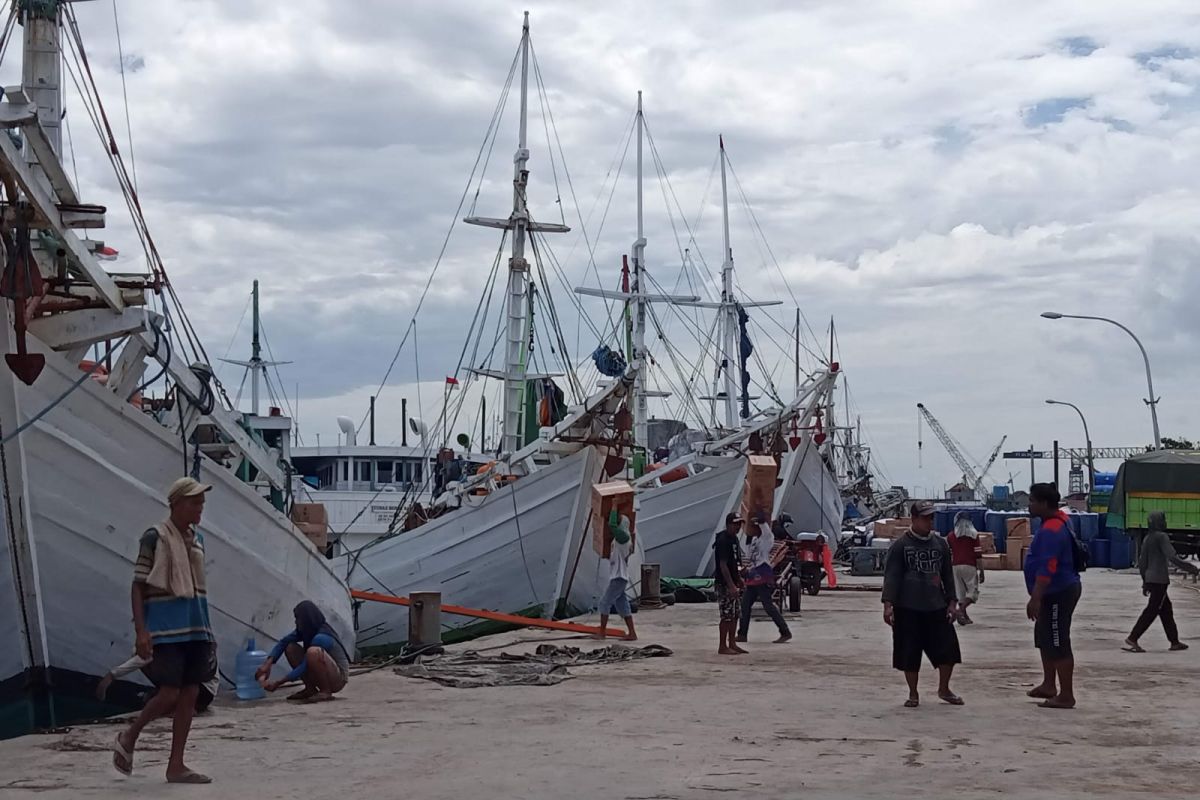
[946,512,985,625]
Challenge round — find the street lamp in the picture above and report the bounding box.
[1040,311,1161,449]
[1045,399,1095,494]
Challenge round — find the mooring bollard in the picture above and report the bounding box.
[640,563,662,608]
[408,591,443,648]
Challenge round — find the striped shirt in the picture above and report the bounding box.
[133,527,214,645]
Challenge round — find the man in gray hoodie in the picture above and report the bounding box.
[1124,511,1199,652]
[882,500,963,708]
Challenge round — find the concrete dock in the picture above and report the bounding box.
[3,570,1199,799]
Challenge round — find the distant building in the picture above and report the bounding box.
[945,480,975,503]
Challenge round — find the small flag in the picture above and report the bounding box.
[445,376,460,387]
[95,246,119,261]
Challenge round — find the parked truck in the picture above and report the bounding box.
[1106,451,1200,557]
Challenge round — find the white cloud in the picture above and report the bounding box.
[12,0,1200,494]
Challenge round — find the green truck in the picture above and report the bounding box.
[1106,451,1200,556]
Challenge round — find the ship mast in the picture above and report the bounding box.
[464,13,573,458]
[220,280,290,416]
[717,137,738,429]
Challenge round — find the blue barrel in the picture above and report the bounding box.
[1102,526,1122,541]
[934,509,955,536]
[1108,530,1133,569]
[1063,513,1082,536]
[1079,513,1100,542]
[1089,539,1111,568]
[985,511,1008,554]
[968,508,987,531]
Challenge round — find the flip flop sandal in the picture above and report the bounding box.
[112,734,133,776]
[938,693,965,706]
[904,698,920,708]
[1122,643,1146,653]
[1038,699,1076,710]
[167,771,212,784]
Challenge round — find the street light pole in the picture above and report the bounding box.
[1045,399,1095,494]
[1041,312,1161,449]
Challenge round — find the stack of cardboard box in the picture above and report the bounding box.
[978,532,996,555]
[291,503,329,551]
[1005,517,1032,571]
[873,518,911,540]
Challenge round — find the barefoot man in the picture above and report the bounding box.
[714,513,747,655]
[882,500,964,708]
[113,477,215,783]
[258,601,352,703]
[1025,482,1083,709]
[597,508,638,641]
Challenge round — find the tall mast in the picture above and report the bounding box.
[220,280,289,415]
[631,91,648,450]
[497,11,534,457]
[251,279,262,415]
[461,13,567,457]
[21,0,64,190]
[718,136,738,429]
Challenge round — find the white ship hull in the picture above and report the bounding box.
[0,333,352,723]
[775,437,844,543]
[636,457,747,578]
[345,447,608,651]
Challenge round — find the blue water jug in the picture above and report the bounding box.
[235,637,267,701]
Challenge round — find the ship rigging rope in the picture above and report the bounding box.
[110,0,137,192]
[59,7,219,392]
[0,336,130,448]
[357,38,521,435]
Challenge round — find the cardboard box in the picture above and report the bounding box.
[1006,545,1029,571]
[1006,517,1031,540]
[742,455,778,533]
[296,522,327,550]
[978,532,996,555]
[291,502,329,528]
[591,481,635,557]
[981,553,1005,571]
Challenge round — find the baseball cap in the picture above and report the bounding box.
[726,512,745,525]
[911,500,935,517]
[167,477,213,504]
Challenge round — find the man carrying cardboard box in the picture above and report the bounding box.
[946,512,985,625]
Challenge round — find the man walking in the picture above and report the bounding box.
[1025,482,1082,710]
[598,508,638,641]
[946,512,985,625]
[112,477,215,783]
[882,500,963,708]
[736,511,792,644]
[713,513,747,655]
[1124,511,1199,652]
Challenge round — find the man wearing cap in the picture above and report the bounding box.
[113,477,215,784]
[882,500,963,708]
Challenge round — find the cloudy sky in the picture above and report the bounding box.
[16,0,1200,495]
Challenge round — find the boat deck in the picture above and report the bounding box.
[3,570,1199,799]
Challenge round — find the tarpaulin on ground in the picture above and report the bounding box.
[394,643,673,688]
[1106,450,1200,530]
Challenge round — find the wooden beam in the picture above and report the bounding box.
[20,111,80,206]
[350,589,627,638]
[108,337,150,400]
[28,306,149,351]
[0,127,124,311]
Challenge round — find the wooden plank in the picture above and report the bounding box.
[0,128,123,310]
[350,589,626,637]
[21,113,81,205]
[28,306,149,351]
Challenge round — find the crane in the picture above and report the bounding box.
[917,403,1006,503]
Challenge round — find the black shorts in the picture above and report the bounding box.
[1035,583,1081,660]
[892,607,962,672]
[148,641,215,688]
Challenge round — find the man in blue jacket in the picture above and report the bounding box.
[1025,483,1082,709]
